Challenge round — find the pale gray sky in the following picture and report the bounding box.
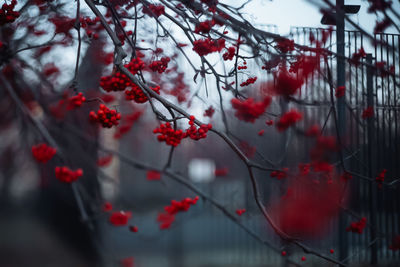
[239,0,400,35]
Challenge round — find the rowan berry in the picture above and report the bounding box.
[67,92,86,110]
[231,97,271,123]
[193,38,225,56]
[100,58,145,92]
[362,106,374,119]
[103,202,113,212]
[89,104,121,128]
[276,38,295,53]
[55,166,83,183]
[203,106,215,117]
[153,122,186,147]
[149,57,170,73]
[142,4,165,17]
[346,217,367,234]
[129,226,138,232]
[214,167,228,177]
[0,0,20,26]
[109,211,132,226]
[236,209,246,216]
[147,170,161,180]
[125,84,160,103]
[157,196,199,229]
[240,76,257,87]
[32,143,57,163]
[97,155,113,167]
[335,86,345,98]
[276,109,303,132]
[222,47,235,61]
[376,169,387,188]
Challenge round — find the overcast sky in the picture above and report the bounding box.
[239,0,400,35]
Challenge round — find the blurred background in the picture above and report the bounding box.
[1,0,400,266]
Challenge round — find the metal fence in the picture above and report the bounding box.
[289,26,400,265]
[107,28,400,267]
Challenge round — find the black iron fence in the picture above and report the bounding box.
[289,26,400,265]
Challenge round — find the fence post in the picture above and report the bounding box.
[336,0,349,261]
[366,53,378,264]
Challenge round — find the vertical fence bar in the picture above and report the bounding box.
[366,53,378,265]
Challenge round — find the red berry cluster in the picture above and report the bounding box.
[222,46,235,61]
[89,104,121,128]
[240,76,257,87]
[185,116,212,140]
[129,226,138,233]
[49,92,86,119]
[114,110,143,139]
[100,58,145,92]
[149,57,170,73]
[239,141,256,158]
[192,38,225,56]
[236,209,246,216]
[203,106,215,117]
[362,106,374,119]
[214,167,228,177]
[0,0,20,26]
[375,61,395,77]
[49,16,75,37]
[153,116,212,146]
[194,20,215,34]
[350,47,366,65]
[147,170,161,180]
[335,86,345,98]
[298,163,311,176]
[346,217,367,234]
[120,257,134,267]
[157,196,199,229]
[367,0,392,13]
[312,161,334,173]
[153,122,186,147]
[142,4,165,17]
[276,109,303,132]
[340,171,353,182]
[43,63,60,77]
[125,84,160,103]
[102,202,113,212]
[305,124,320,136]
[32,143,57,163]
[274,67,303,96]
[97,155,113,167]
[80,16,102,39]
[231,97,271,123]
[237,60,247,70]
[265,120,274,126]
[376,169,387,188]
[389,235,400,251]
[55,166,83,183]
[275,38,295,53]
[270,168,289,180]
[109,211,132,226]
[164,70,190,103]
[67,92,86,110]
[374,18,391,34]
